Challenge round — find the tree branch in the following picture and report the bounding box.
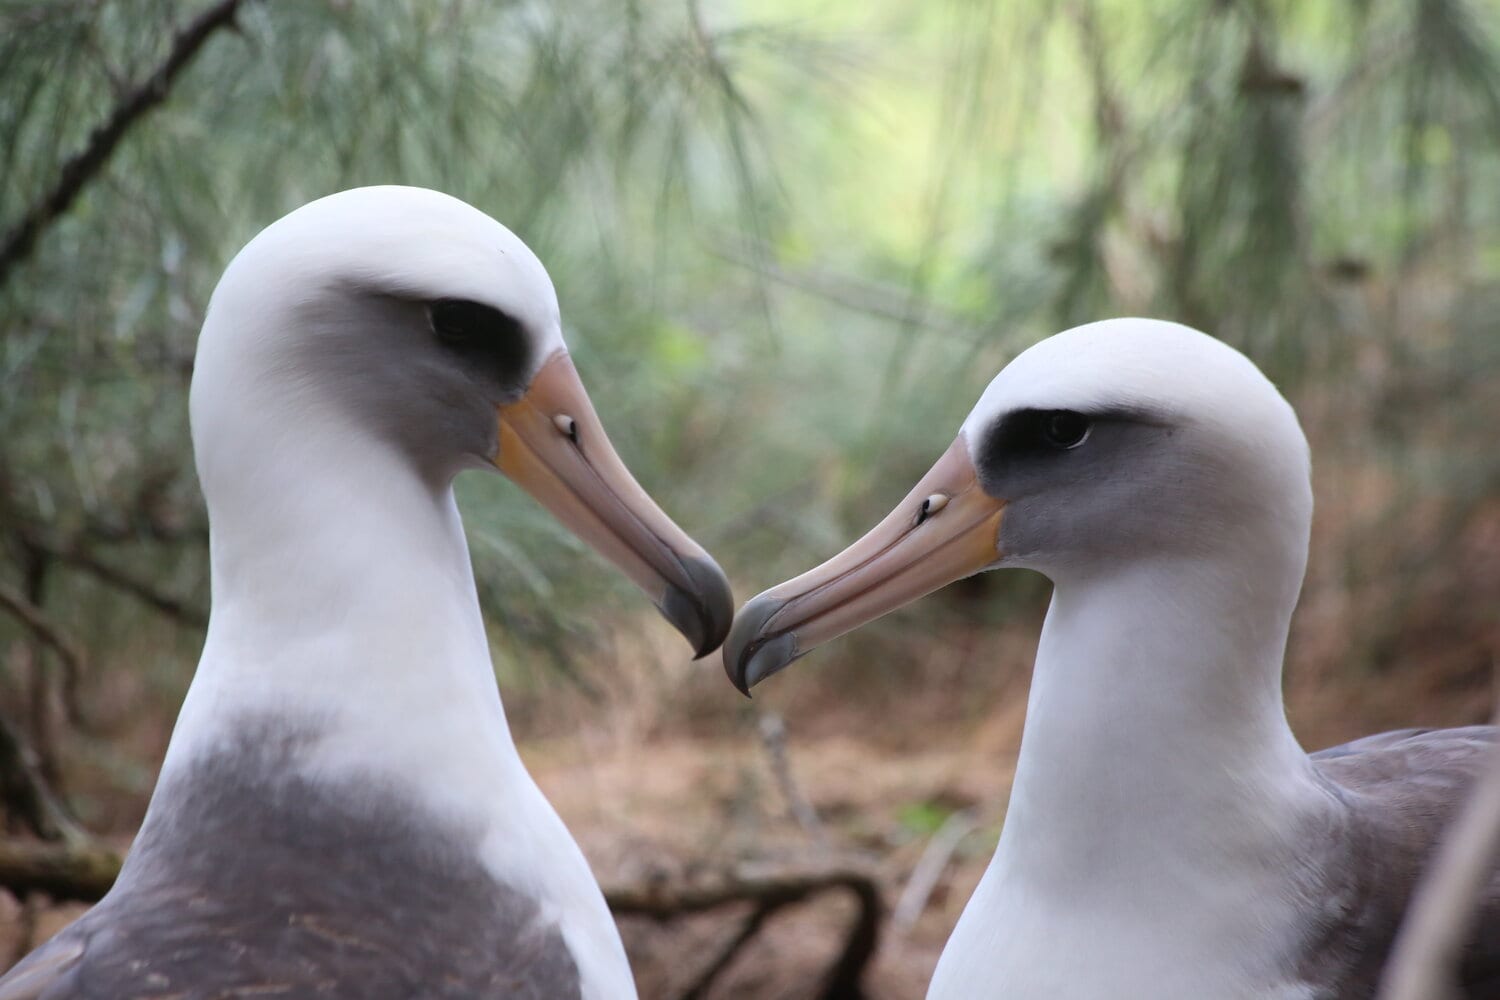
[892,807,979,934]
[50,548,207,629]
[0,711,86,846]
[610,867,881,1000]
[0,0,252,289]
[679,902,779,1000]
[0,840,120,902]
[606,866,875,918]
[712,238,976,339]
[0,582,86,699]
[758,711,828,852]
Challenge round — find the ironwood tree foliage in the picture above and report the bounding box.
[0,0,1496,817]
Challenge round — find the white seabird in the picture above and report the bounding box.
[723,318,1500,999]
[0,186,733,1000]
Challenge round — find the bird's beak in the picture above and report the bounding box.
[494,350,733,658]
[724,435,1004,693]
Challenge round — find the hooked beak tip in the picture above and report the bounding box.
[659,554,735,659]
[723,593,797,694]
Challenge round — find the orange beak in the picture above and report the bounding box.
[495,350,732,657]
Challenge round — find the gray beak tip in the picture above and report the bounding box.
[661,554,735,659]
[723,593,797,694]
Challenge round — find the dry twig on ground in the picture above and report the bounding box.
[892,808,978,935]
[610,866,882,1000]
[758,711,829,853]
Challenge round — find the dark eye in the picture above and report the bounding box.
[428,299,531,385]
[429,299,518,346]
[1040,410,1091,449]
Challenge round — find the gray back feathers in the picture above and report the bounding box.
[1293,726,1500,998]
[0,718,582,1000]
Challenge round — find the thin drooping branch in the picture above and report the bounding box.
[0,581,86,700]
[712,238,976,339]
[0,712,86,846]
[52,548,207,629]
[0,0,252,289]
[1378,702,1500,1000]
[14,546,67,779]
[2,540,91,736]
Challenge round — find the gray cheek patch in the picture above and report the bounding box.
[985,418,1204,564]
[293,293,502,476]
[24,716,583,999]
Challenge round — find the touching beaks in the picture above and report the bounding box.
[494,350,734,658]
[723,435,1004,694]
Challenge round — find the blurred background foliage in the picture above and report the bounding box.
[0,0,1498,986]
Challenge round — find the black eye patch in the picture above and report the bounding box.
[984,409,1094,459]
[428,299,531,387]
[975,404,1173,498]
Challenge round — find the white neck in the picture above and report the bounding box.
[1005,555,1312,877]
[153,421,635,1000]
[167,424,507,778]
[930,546,1328,999]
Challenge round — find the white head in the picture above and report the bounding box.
[193,186,561,485]
[726,318,1312,689]
[191,186,732,656]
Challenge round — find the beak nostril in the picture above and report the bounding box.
[916,493,950,525]
[553,414,579,444]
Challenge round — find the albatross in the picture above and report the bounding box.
[723,318,1500,999]
[0,185,732,1000]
